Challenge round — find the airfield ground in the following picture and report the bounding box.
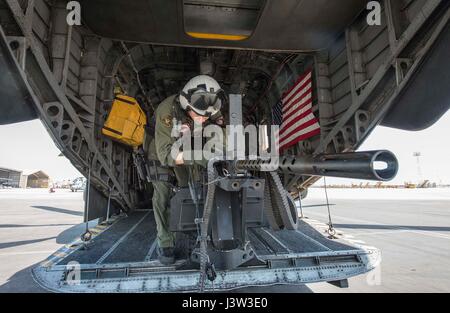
[0,187,449,293]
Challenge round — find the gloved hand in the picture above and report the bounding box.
[172,117,194,138]
[180,123,191,137]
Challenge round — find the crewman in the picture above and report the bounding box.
[151,75,226,265]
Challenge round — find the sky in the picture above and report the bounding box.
[0,111,449,183]
[330,111,450,185]
[0,119,82,181]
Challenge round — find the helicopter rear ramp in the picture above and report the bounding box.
[32,211,380,292]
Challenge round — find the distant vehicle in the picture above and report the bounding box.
[0,178,13,189]
[70,178,86,192]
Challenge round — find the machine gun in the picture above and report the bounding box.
[132,147,175,186]
[169,150,399,280]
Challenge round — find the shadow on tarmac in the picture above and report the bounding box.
[56,220,98,244]
[334,223,450,232]
[0,262,48,293]
[0,224,75,228]
[0,237,56,250]
[302,204,336,208]
[31,206,84,217]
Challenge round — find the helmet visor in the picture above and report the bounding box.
[186,89,224,116]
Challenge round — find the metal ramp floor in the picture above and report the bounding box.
[32,211,380,292]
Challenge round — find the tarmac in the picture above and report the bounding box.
[0,187,449,293]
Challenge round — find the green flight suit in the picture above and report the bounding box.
[154,95,190,186]
[149,95,192,249]
[147,138,176,249]
[151,95,225,248]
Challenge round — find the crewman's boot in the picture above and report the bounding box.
[158,247,175,265]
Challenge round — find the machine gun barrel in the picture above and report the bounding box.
[235,150,399,181]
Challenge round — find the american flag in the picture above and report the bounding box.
[272,100,283,126]
[273,69,321,151]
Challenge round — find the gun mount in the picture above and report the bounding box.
[169,150,399,283]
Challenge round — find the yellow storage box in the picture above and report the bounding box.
[102,95,147,147]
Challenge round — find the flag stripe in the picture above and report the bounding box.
[273,69,320,151]
[280,104,314,133]
[282,84,313,117]
[282,78,312,113]
[282,70,312,102]
[280,128,321,151]
[280,123,321,148]
[281,99,312,129]
[280,115,319,143]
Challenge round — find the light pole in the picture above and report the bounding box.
[413,152,422,183]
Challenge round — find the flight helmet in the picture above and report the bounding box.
[179,75,224,117]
